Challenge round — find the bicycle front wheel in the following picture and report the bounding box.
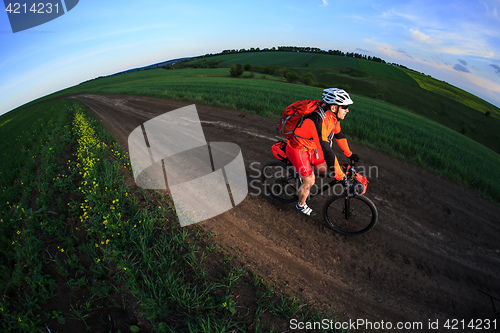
[323,195,378,236]
[261,161,299,203]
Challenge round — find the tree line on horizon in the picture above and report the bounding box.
[160,45,411,73]
[206,46,408,69]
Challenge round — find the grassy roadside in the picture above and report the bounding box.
[0,99,342,332]
[1,100,74,329]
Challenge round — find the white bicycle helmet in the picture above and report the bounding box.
[322,88,353,105]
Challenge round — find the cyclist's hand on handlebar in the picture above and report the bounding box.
[349,153,360,162]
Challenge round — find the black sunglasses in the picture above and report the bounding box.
[339,105,349,110]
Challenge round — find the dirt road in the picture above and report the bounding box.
[73,94,500,331]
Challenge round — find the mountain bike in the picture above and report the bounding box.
[261,159,378,236]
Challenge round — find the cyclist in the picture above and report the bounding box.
[286,88,360,216]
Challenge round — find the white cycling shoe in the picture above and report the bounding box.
[296,203,316,216]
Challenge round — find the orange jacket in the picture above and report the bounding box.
[289,110,353,168]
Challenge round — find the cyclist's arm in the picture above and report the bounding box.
[310,112,335,168]
[334,122,353,158]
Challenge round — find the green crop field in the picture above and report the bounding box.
[402,69,500,118]
[189,51,360,69]
[355,59,418,86]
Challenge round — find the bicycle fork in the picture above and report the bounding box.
[342,178,353,219]
[343,197,352,219]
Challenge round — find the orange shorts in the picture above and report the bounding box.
[286,144,325,178]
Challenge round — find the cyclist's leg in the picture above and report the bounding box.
[286,145,315,208]
[312,161,328,176]
[296,173,316,216]
[298,173,315,206]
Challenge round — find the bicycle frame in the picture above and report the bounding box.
[288,161,361,199]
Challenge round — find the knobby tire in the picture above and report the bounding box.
[323,195,378,236]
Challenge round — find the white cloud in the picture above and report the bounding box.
[480,0,500,22]
[409,29,432,44]
[381,9,420,22]
[366,2,500,61]
[363,38,414,61]
[320,0,328,7]
[407,28,496,59]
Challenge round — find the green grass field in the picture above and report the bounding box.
[190,51,360,69]
[402,69,500,117]
[355,59,418,86]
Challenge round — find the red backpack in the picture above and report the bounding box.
[276,99,320,139]
[271,140,290,164]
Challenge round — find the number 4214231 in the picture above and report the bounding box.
[444,319,497,330]
[5,3,60,14]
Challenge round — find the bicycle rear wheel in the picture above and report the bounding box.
[323,195,378,235]
[261,161,299,203]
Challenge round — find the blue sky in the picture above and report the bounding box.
[1,0,500,116]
